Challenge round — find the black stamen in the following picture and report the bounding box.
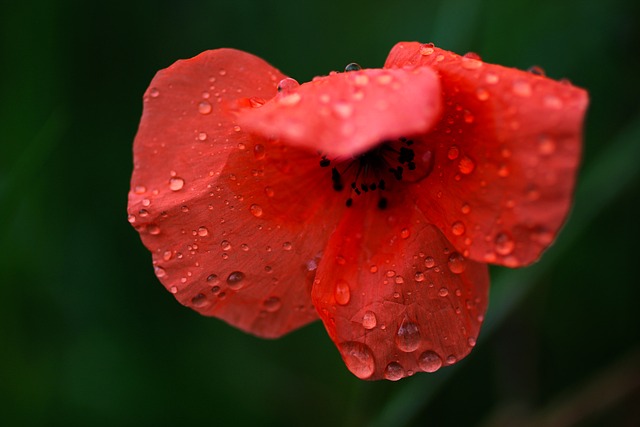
[346,198,353,207]
[378,197,388,210]
[320,157,330,167]
[332,167,344,191]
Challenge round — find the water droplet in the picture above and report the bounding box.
[191,293,209,307]
[497,164,510,177]
[447,146,460,160]
[451,221,465,236]
[198,101,212,114]
[418,350,442,372]
[461,56,483,70]
[344,62,362,72]
[334,280,351,305]
[495,232,515,255]
[538,135,556,155]
[458,156,475,174]
[448,252,466,274]
[400,228,410,239]
[468,337,477,347]
[424,257,435,268]
[253,144,266,160]
[127,214,136,223]
[147,224,161,235]
[263,296,282,312]
[197,132,208,141]
[394,275,405,284]
[362,311,377,329]
[154,266,166,278]
[544,95,563,109]
[446,355,458,365]
[395,320,421,352]
[220,240,231,250]
[476,88,489,101]
[197,226,209,237]
[512,80,532,97]
[226,271,245,289]
[461,203,471,214]
[333,102,353,119]
[341,341,375,379]
[249,204,263,217]
[369,265,378,273]
[277,77,300,93]
[206,274,219,284]
[282,241,292,251]
[169,286,178,294]
[384,362,405,381]
[169,177,185,191]
[485,73,499,84]
[149,87,160,98]
[414,271,425,282]
[438,287,449,297]
[419,43,434,56]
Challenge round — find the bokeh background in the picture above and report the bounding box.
[2,0,639,425]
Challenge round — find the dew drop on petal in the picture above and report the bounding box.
[451,221,465,236]
[198,101,212,114]
[424,257,435,268]
[400,228,410,239]
[341,341,375,379]
[226,271,246,289]
[197,226,209,237]
[334,280,351,305]
[169,177,185,191]
[495,232,515,255]
[282,241,292,251]
[419,43,435,56]
[446,355,458,365]
[458,156,475,174]
[198,132,208,141]
[147,224,161,235]
[191,293,209,307]
[263,296,282,312]
[395,321,421,353]
[447,146,460,160]
[512,80,532,97]
[438,287,449,297]
[149,87,160,98]
[249,204,263,217]
[448,252,466,274]
[362,311,377,329]
[206,274,219,284]
[154,266,166,278]
[220,240,231,250]
[384,362,405,381]
[414,271,425,282]
[538,135,556,156]
[476,88,490,101]
[461,203,471,214]
[253,144,266,160]
[418,350,442,373]
[277,77,300,93]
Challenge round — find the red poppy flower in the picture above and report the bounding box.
[128,42,587,380]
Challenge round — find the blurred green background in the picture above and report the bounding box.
[2,0,639,425]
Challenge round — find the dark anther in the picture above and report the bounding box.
[320,157,330,167]
[398,147,415,164]
[378,197,388,210]
[390,166,404,181]
[361,183,369,192]
[346,198,353,207]
[378,179,386,190]
[408,161,416,171]
[332,167,344,191]
[370,183,377,191]
[344,63,362,72]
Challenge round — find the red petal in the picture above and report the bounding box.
[311,196,489,380]
[238,67,442,157]
[385,43,588,267]
[128,49,343,337]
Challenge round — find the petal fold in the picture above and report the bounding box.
[238,67,442,157]
[386,42,588,267]
[311,197,489,380]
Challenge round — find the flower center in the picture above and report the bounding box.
[320,137,434,209]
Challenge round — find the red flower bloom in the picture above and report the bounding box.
[128,42,587,380]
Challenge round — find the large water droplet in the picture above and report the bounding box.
[154,266,166,278]
[249,204,263,217]
[169,177,185,191]
[191,293,209,307]
[226,271,246,289]
[384,362,405,381]
[447,146,460,160]
[341,341,375,379]
[495,232,515,255]
[334,280,351,305]
[198,101,212,114]
[197,226,209,237]
[451,221,465,236]
[458,156,475,174]
[277,77,300,93]
[362,311,377,329]
[418,350,442,372]
[395,320,421,352]
[263,296,282,312]
[448,252,466,274]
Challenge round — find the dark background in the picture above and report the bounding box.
[2,0,639,426]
